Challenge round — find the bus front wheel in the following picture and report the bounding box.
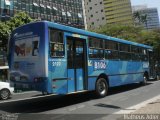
[95,78,108,98]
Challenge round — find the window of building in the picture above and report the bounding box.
[46,5,51,15]
[67,11,71,17]
[33,2,39,13]
[78,13,82,18]
[5,0,11,6]
[52,7,57,15]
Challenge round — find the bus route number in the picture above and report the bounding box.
[94,61,106,70]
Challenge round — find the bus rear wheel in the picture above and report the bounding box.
[95,78,108,98]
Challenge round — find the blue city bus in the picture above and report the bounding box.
[9,21,153,97]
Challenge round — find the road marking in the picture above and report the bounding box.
[114,94,160,114]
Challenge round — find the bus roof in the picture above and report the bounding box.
[14,21,153,49]
[46,21,152,49]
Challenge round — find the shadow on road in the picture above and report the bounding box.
[0,82,153,113]
[108,82,152,95]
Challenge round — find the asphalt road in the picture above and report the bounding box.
[0,80,160,120]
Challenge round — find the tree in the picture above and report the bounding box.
[0,22,10,51]
[92,24,143,42]
[91,23,160,60]
[7,12,34,31]
[133,11,141,25]
[0,12,34,51]
[133,11,149,29]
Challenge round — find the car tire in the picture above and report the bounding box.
[0,89,10,100]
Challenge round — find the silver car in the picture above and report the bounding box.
[0,81,14,100]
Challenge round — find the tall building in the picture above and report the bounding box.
[132,6,160,30]
[83,0,106,30]
[103,0,133,25]
[0,0,85,29]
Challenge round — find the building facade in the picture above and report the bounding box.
[103,0,133,25]
[83,0,106,30]
[132,6,160,30]
[0,0,85,29]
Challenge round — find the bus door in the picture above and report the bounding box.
[67,36,87,92]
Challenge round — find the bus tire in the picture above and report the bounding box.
[95,78,108,98]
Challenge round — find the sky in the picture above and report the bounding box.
[131,0,160,21]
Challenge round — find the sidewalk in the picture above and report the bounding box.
[132,98,160,114]
[116,98,160,120]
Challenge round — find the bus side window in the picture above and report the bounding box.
[88,37,104,59]
[105,41,119,60]
[49,29,64,57]
[119,43,131,61]
[131,46,141,61]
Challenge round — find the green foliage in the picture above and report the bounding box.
[92,24,143,42]
[0,22,10,49]
[0,12,34,50]
[133,11,148,26]
[7,12,34,31]
[91,24,160,60]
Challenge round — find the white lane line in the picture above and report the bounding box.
[114,94,160,114]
